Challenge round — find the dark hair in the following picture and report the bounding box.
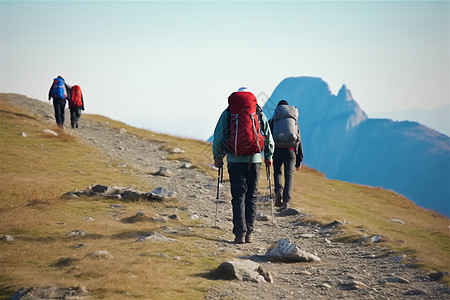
[277,100,289,106]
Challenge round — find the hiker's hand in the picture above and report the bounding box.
[296,165,302,170]
[214,161,223,168]
[264,159,272,167]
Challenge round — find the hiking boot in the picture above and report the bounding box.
[234,236,245,244]
[282,202,290,210]
[274,194,283,207]
[245,232,253,243]
[75,121,79,128]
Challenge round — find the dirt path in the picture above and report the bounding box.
[6,95,449,299]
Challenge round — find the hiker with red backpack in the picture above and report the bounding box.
[48,76,70,129]
[269,100,303,210]
[67,85,85,128]
[213,87,274,244]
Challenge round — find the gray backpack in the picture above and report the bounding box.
[272,105,301,148]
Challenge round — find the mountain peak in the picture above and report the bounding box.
[337,84,354,101]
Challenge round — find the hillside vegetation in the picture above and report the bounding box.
[0,94,448,299]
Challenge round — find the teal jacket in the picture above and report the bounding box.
[213,108,274,164]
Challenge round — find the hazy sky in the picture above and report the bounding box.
[1,0,448,140]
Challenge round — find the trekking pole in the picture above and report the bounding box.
[215,166,223,228]
[266,165,274,225]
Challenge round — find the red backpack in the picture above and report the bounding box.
[70,85,83,107]
[227,91,265,156]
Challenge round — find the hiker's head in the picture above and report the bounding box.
[57,75,64,80]
[237,87,251,93]
[277,100,289,106]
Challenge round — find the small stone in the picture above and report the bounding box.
[91,184,108,194]
[256,212,269,221]
[403,289,426,295]
[299,233,315,239]
[339,280,368,290]
[428,271,450,281]
[379,276,410,284]
[68,230,87,236]
[119,128,127,134]
[318,283,331,289]
[121,190,141,201]
[146,187,176,201]
[1,235,14,242]
[279,208,300,217]
[42,129,58,136]
[109,204,124,208]
[20,132,27,137]
[171,147,185,154]
[155,167,172,177]
[84,217,94,221]
[105,194,122,200]
[370,235,384,243]
[188,213,200,220]
[136,232,177,242]
[87,250,113,259]
[150,217,167,223]
[387,218,405,225]
[180,162,192,169]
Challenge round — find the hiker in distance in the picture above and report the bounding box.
[48,76,70,129]
[67,84,85,128]
[269,100,303,210]
[213,87,274,244]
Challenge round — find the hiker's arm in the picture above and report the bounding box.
[48,84,53,100]
[64,83,70,100]
[295,139,303,169]
[213,110,228,163]
[81,92,85,110]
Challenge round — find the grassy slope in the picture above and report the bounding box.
[0,97,229,299]
[0,94,448,299]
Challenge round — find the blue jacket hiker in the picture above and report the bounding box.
[213,87,274,244]
[48,76,70,129]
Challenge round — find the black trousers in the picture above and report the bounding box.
[273,148,296,204]
[53,99,66,126]
[228,162,261,237]
[70,107,82,127]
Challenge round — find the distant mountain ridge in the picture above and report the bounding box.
[262,77,450,216]
[368,105,450,137]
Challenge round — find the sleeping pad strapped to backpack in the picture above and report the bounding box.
[227,91,265,156]
[272,104,301,149]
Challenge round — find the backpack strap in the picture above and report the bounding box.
[256,104,272,159]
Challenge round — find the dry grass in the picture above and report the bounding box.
[0,97,226,299]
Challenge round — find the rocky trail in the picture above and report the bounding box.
[6,96,449,299]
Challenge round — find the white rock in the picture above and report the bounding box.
[87,250,113,259]
[387,218,405,225]
[43,129,58,136]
